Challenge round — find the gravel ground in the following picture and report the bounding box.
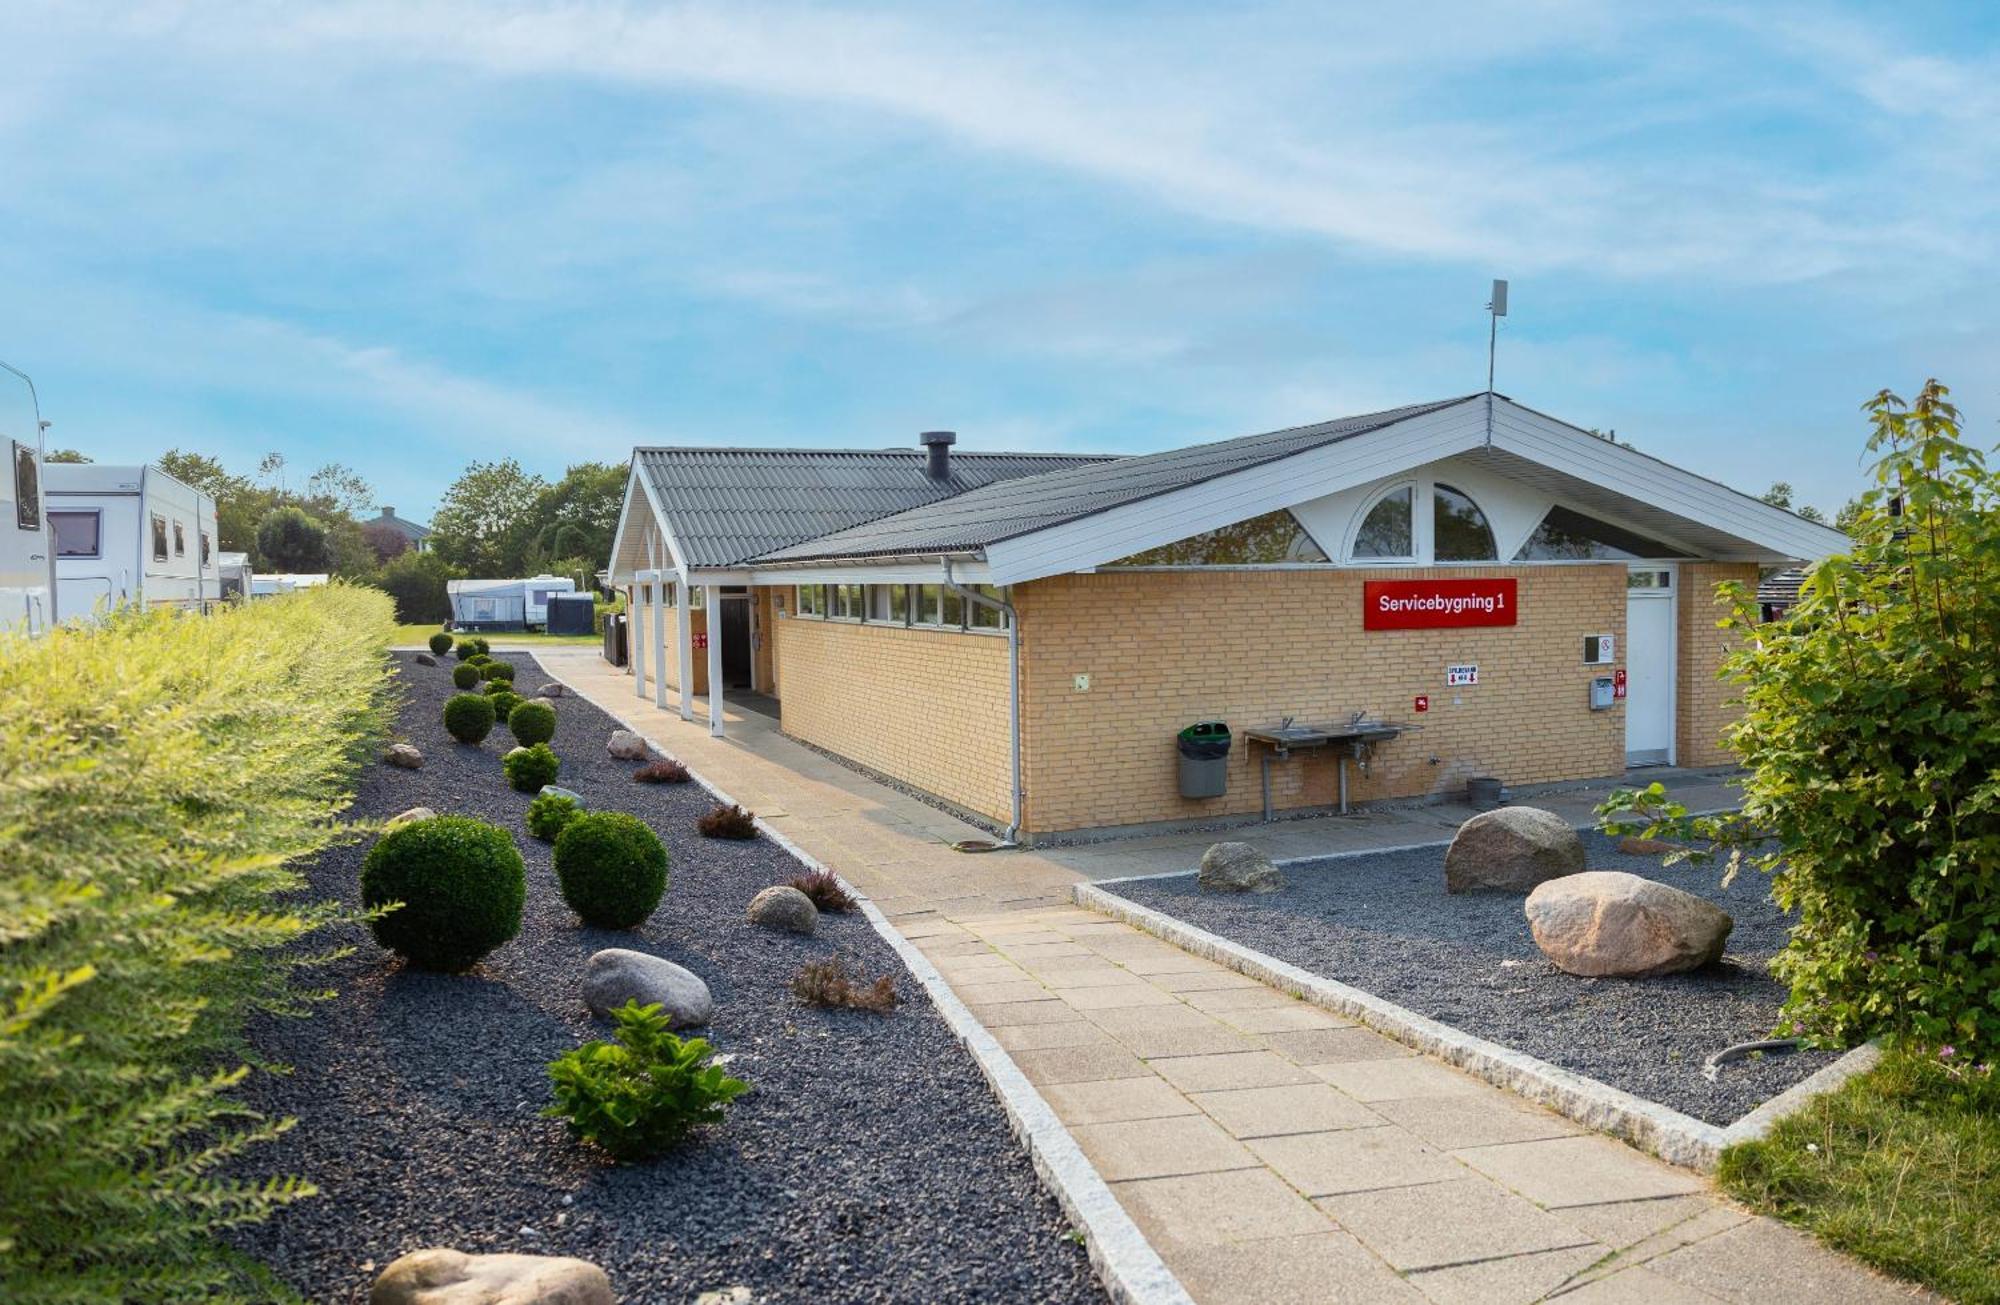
[1108,831,1837,1125]
[233,653,1101,1304]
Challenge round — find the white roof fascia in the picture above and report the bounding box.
[682,568,754,586]
[1488,399,1850,562]
[606,462,696,585]
[605,462,647,583]
[747,559,994,587]
[985,401,1491,585]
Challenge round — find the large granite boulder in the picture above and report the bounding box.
[1617,835,1680,857]
[388,806,438,829]
[537,683,565,699]
[384,743,424,770]
[606,730,649,760]
[747,885,818,935]
[1444,806,1585,894]
[540,785,586,807]
[582,948,713,1027]
[370,1248,612,1305]
[1525,871,1733,977]
[1198,842,1283,893]
[414,653,438,667]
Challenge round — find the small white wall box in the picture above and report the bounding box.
[1583,634,1615,664]
[1589,676,1616,710]
[1446,664,1478,686]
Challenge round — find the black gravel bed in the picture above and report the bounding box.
[233,653,1101,1304]
[1108,831,1837,1126]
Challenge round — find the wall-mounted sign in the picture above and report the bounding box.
[1363,578,1518,631]
[1613,667,1627,700]
[1413,694,1430,713]
[1446,664,1479,687]
[1583,634,1615,664]
[693,632,709,650]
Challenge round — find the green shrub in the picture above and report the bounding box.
[466,652,492,667]
[454,638,480,661]
[1600,381,2000,1057]
[472,637,491,655]
[443,692,496,743]
[360,816,525,971]
[452,661,482,690]
[525,791,582,842]
[552,811,668,928]
[508,699,557,747]
[544,1001,747,1160]
[374,551,461,624]
[481,659,516,682]
[0,584,397,1300]
[488,690,524,721]
[427,630,454,655]
[503,743,560,792]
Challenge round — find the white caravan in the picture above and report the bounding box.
[45,464,220,622]
[448,574,578,630]
[0,364,53,635]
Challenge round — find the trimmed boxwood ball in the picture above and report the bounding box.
[525,791,581,842]
[552,811,668,928]
[361,815,525,971]
[472,637,491,654]
[481,659,517,682]
[454,638,480,661]
[503,742,560,792]
[488,690,524,721]
[427,631,454,656]
[508,699,557,747]
[451,662,483,690]
[443,692,497,743]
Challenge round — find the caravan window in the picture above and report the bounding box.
[531,589,558,606]
[201,532,212,565]
[173,521,186,556]
[151,514,169,562]
[51,510,101,558]
[13,443,39,529]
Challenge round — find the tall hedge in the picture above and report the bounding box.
[0,583,397,1301]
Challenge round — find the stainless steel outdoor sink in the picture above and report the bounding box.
[1243,716,1413,816]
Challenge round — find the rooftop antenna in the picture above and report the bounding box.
[1485,279,1508,393]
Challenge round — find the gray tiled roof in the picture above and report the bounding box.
[636,447,1111,568]
[752,396,1481,563]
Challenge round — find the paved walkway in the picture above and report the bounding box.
[536,649,1930,1305]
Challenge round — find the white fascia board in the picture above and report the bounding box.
[606,461,696,585]
[604,462,647,583]
[634,468,694,581]
[747,559,993,587]
[985,401,1490,585]
[685,568,754,586]
[1490,400,1851,561]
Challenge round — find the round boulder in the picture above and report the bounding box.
[582,948,713,1028]
[606,730,649,760]
[383,743,424,770]
[540,784,586,807]
[1617,835,1680,857]
[1525,871,1733,978]
[387,806,437,828]
[537,683,565,699]
[1198,842,1283,893]
[414,652,438,667]
[747,885,818,935]
[370,1248,612,1305]
[1444,806,1585,894]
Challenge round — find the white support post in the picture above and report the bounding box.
[630,543,648,698]
[705,584,724,737]
[676,578,696,722]
[651,561,668,712]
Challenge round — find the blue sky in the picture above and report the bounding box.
[2,1,1994,522]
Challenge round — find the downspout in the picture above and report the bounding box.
[944,559,1022,847]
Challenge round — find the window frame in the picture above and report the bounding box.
[172,520,186,557]
[13,442,39,531]
[150,513,169,563]
[50,508,102,559]
[1347,482,1418,563]
[1431,482,1498,563]
[200,532,212,566]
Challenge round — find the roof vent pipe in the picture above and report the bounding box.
[920,430,956,480]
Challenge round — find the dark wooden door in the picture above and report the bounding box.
[720,596,753,687]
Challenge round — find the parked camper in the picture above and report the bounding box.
[46,464,220,622]
[215,551,253,601]
[251,573,329,598]
[448,574,578,630]
[0,362,53,635]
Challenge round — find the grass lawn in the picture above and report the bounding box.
[391,622,602,647]
[1719,1049,1999,1304]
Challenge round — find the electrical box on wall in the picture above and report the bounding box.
[1589,676,1616,710]
[1583,635,1615,664]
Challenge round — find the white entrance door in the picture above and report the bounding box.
[1624,567,1676,766]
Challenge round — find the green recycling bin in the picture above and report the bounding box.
[1177,721,1231,799]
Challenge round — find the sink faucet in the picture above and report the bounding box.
[1281,715,1295,729]
[1351,709,1368,725]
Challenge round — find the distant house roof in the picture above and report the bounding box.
[370,506,431,542]
[752,397,1478,564]
[631,447,1111,570]
[1758,567,1808,607]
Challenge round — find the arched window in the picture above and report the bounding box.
[1433,484,1496,561]
[1351,484,1414,559]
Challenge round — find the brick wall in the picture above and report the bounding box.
[628,590,708,695]
[773,613,1014,824]
[1676,562,1759,766]
[1013,567,1631,834]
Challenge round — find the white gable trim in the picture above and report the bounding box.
[985,401,1491,585]
[606,462,694,585]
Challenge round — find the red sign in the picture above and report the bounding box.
[1413,694,1430,713]
[693,633,709,650]
[1363,578,1518,631]
[1613,667,1627,700]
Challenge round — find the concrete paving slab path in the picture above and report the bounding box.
[537,649,1936,1305]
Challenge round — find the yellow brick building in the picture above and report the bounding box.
[608,395,1840,839]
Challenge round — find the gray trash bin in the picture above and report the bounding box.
[1177,722,1231,798]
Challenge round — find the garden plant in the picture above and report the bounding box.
[481,659,516,683]
[525,791,583,842]
[454,638,480,661]
[788,868,856,913]
[551,811,669,927]
[452,661,482,689]
[443,691,497,743]
[634,758,691,784]
[0,585,396,1301]
[360,816,526,971]
[698,803,758,840]
[791,955,898,1013]
[427,630,453,655]
[544,1001,748,1161]
[503,742,561,792]
[507,699,557,747]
